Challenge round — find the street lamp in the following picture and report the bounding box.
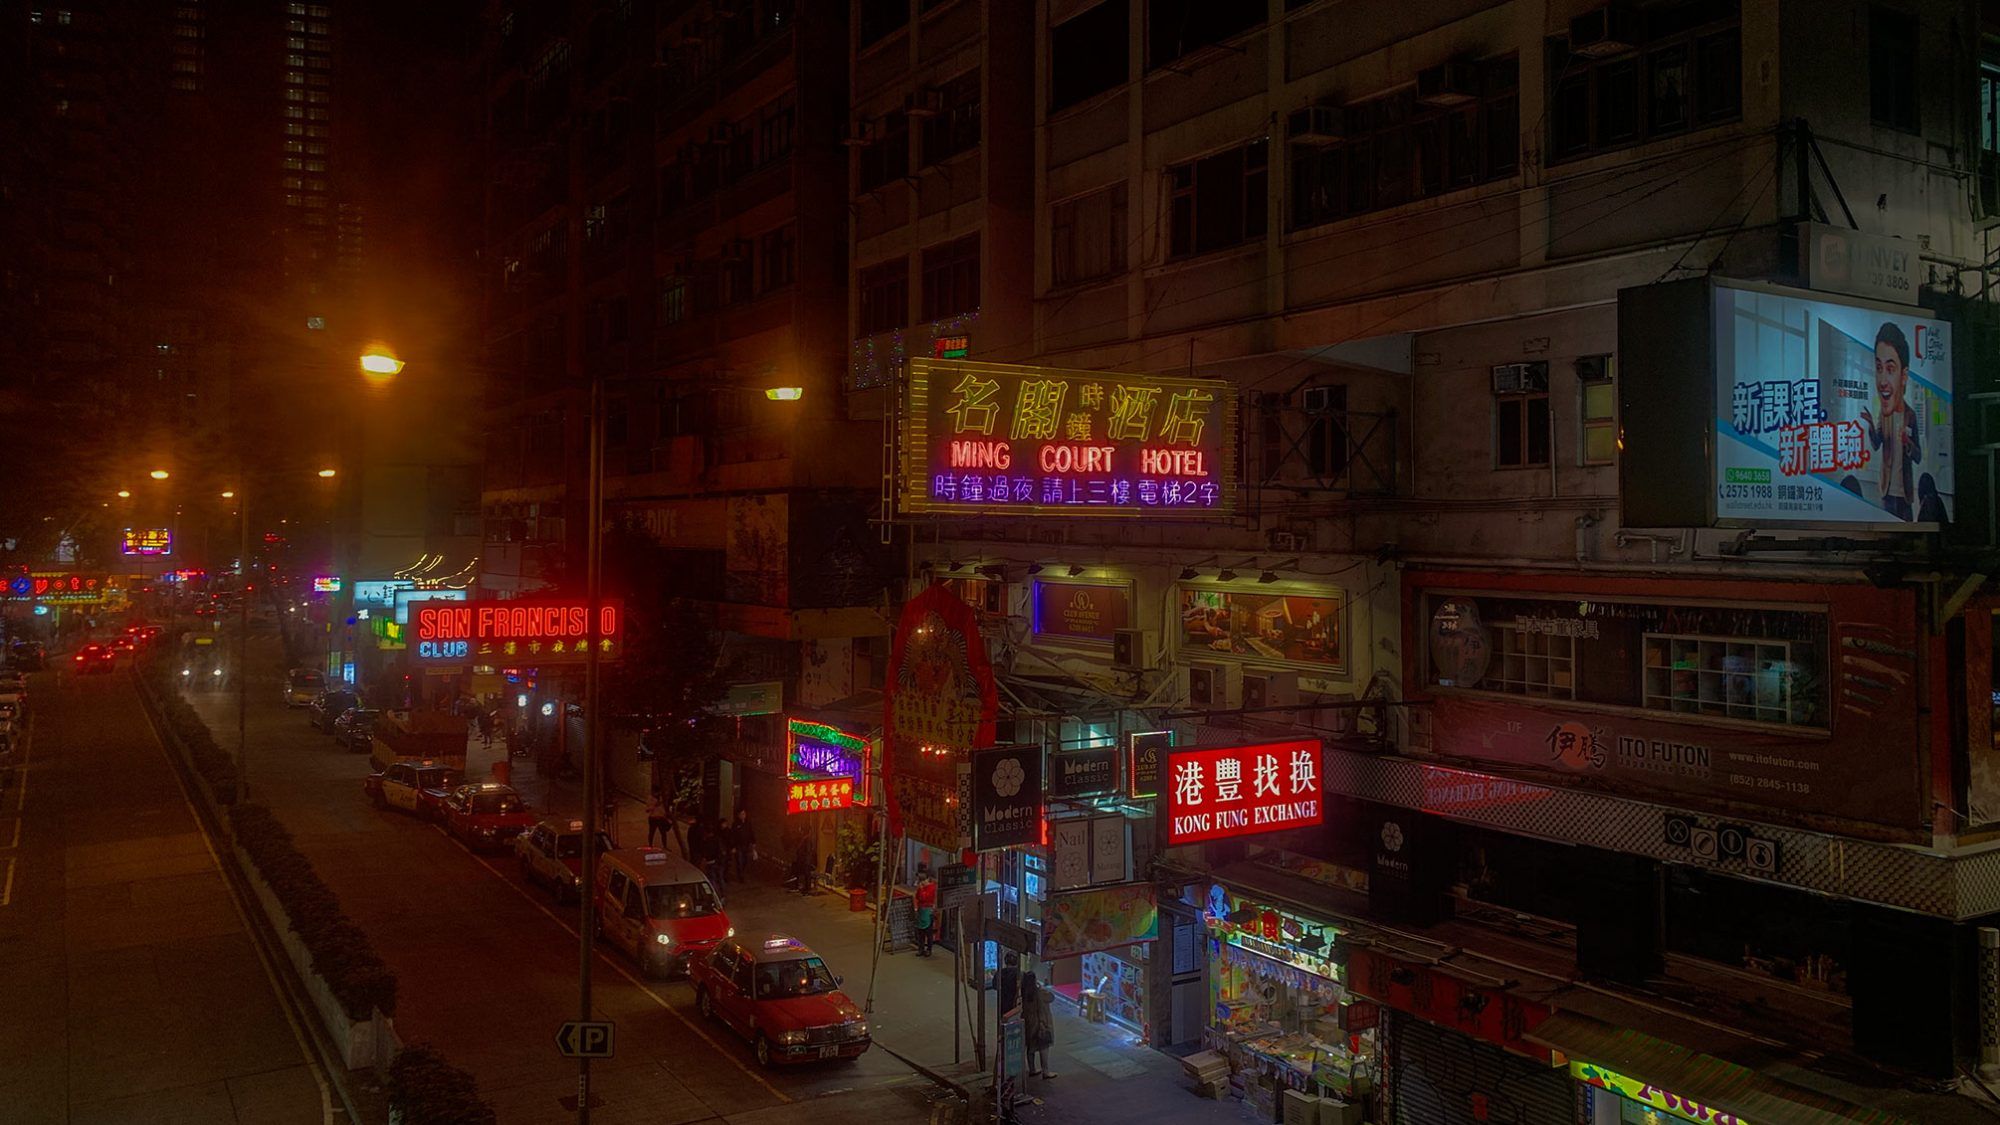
[358,348,404,377]
[116,489,131,499]
[317,468,338,478]
[150,469,170,480]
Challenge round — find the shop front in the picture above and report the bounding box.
[1197,881,1379,1121]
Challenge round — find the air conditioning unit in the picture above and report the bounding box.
[1569,4,1639,58]
[1241,669,1297,711]
[1491,361,1550,395]
[1416,61,1480,107]
[842,117,880,147]
[1286,104,1347,146]
[1576,354,1616,383]
[1112,628,1159,671]
[1302,385,1341,415]
[905,88,944,117]
[1187,661,1233,709]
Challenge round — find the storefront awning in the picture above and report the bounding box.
[1527,1012,1921,1125]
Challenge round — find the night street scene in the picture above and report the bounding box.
[19,2,2000,1125]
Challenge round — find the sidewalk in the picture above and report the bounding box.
[474,736,1238,1125]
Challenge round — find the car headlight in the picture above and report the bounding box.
[726,926,735,938]
[846,1019,869,1037]
[777,1029,807,1045]
[654,932,674,946]
[212,668,223,676]
[478,826,495,836]
[181,669,191,676]
[571,874,583,886]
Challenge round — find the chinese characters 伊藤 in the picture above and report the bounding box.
[1172,749,1318,808]
[1730,377,1871,477]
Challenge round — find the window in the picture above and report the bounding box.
[1167,139,1267,259]
[858,259,909,336]
[1868,7,1918,132]
[921,234,979,321]
[1494,363,1550,468]
[1644,634,1801,724]
[1291,57,1516,230]
[858,0,905,48]
[1051,2,1127,112]
[1980,62,2000,212]
[758,225,795,292]
[858,111,909,191]
[1051,183,1127,286]
[1147,0,1261,71]
[922,69,981,166]
[759,101,794,167]
[1548,1,1739,162]
[1579,355,1616,465]
[722,252,753,305]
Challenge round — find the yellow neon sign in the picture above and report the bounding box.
[1571,1061,1750,1125]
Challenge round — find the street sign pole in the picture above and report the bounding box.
[577,368,606,1124]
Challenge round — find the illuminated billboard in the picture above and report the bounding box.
[787,718,872,812]
[1621,278,1953,530]
[121,528,173,556]
[410,598,623,664]
[392,585,467,624]
[1162,740,1322,845]
[311,576,342,593]
[900,358,1237,517]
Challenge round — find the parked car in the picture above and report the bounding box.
[593,848,732,978]
[308,690,358,731]
[439,783,536,851]
[283,668,324,708]
[689,934,870,1067]
[335,708,380,753]
[8,641,45,671]
[362,760,463,818]
[515,817,616,903]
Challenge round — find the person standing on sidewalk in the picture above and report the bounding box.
[686,815,711,864]
[729,808,756,882]
[645,789,670,848]
[1022,971,1056,1079]
[913,865,938,957]
[702,816,729,897]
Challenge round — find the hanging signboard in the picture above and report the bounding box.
[1031,580,1131,643]
[900,358,1238,517]
[1041,883,1158,960]
[1162,740,1323,845]
[971,744,1044,852]
[1050,820,1090,890]
[1048,745,1120,798]
[786,718,871,812]
[883,583,998,850]
[1127,730,1170,799]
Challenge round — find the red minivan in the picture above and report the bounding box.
[593,848,732,977]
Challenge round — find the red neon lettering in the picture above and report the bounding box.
[1139,448,1209,477]
[1038,444,1116,473]
[948,440,1012,470]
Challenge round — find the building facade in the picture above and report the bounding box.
[877,1,2000,1122]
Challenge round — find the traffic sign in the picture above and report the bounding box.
[556,1020,615,1059]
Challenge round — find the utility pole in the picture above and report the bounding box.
[577,367,606,1124]
[237,493,249,799]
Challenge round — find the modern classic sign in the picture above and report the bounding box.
[901,357,1237,517]
[1162,740,1322,845]
[410,598,623,664]
[972,744,1044,851]
[1048,746,1119,798]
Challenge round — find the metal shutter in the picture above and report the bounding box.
[1385,1011,1576,1125]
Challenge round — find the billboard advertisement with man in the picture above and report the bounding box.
[1714,282,1952,527]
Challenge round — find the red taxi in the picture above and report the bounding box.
[362,760,463,820]
[690,934,870,1067]
[439,783,536,850]
[594,848,732,977]
[73,644,116,674]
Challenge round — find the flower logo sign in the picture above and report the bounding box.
[992,755,1025,798]
[972,744,1043,852]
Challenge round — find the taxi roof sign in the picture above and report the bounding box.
[568,819,585,831]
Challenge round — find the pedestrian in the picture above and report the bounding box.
[788,830,817,896]
[729,808,756,883]
[913,865,938,957]
[997,952,1021,1017]
[645,789,670,848]
[686,816,711,864]
[477,708,494,747]
[703,816,729,896]
[1022,970,1056,1079]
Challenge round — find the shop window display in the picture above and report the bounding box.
[1199,884,1379,1113]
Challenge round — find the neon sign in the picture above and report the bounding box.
[787,718,871,812]
[1572,1061,1751,1125]
[6,572,110,602]
[1162,740,1323,844]
[312,576,342,593]
[410,598,624,664]
[121,528,173,556]
[901,358,1238,517]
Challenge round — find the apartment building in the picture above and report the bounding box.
[879,2,2000,1121]
[479,0,893,836]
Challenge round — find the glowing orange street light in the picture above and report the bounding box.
[116,489,131,498]
[317,468,338,478]
[359,349,404,376]
[149,469,170,480]
[764,386,803,401]
[221,490,235,499]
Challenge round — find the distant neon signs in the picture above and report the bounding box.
[6,572,110,603]
[787,718,871,813]
[120,528,173,556]
[900,358,1237,517]
[312,576,342,593]
[1163,740,1322,845]
[411,599,624,664]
